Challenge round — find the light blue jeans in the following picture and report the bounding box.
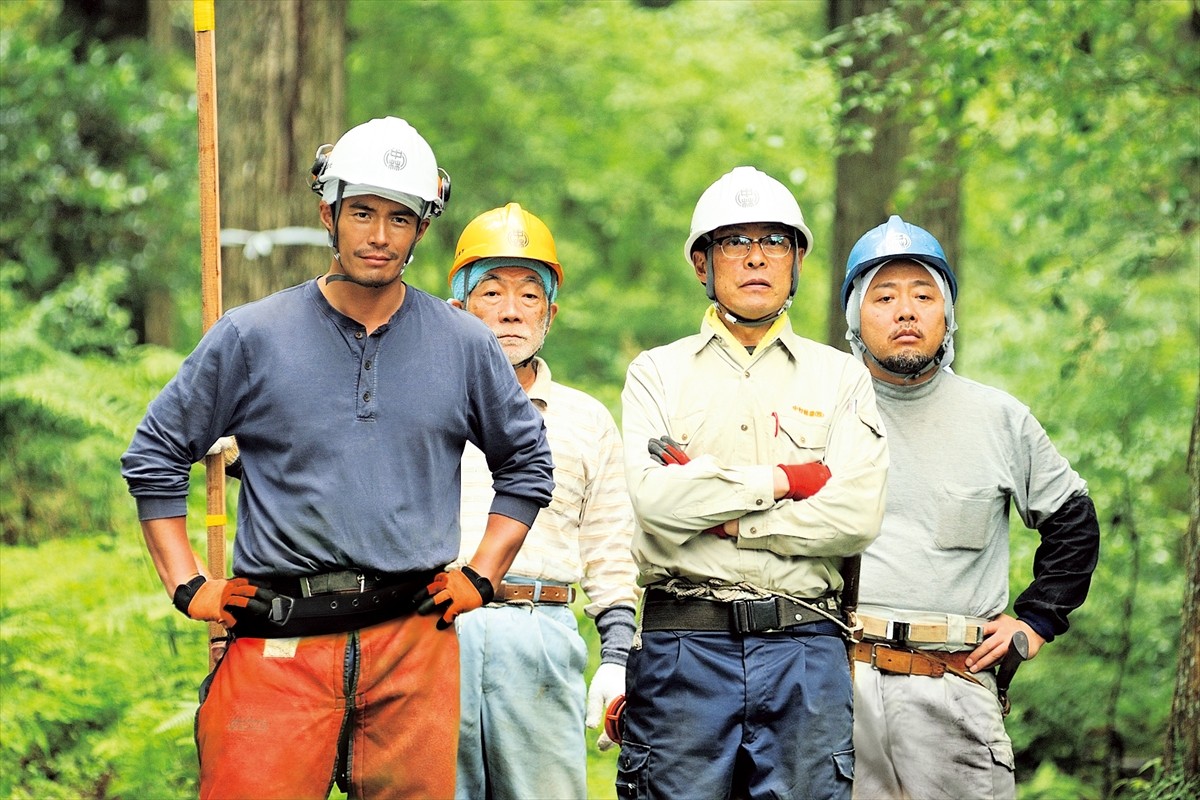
[455,600,588,800]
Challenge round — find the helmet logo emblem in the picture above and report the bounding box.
[508,229,529,248]
[890,232,911,249]
[383,149,407,171]
[735,188,760,208]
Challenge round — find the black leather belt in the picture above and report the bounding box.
[231,569,435,639]
[263,569,414,598]
[641,589,840,635]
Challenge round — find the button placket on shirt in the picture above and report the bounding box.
[354,328,379,420]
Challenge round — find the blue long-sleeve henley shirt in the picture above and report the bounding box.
[121,279,555,577]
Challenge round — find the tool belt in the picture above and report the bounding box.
[859,613,984,648]
[641,588,840,635]
[853,641,983,686]
[495,579,575,605]
[232,569,435,639]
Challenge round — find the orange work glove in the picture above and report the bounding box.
[172,576,276,628]
[414,566,495,629]
[778,462,832,500]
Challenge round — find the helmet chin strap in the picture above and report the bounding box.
[852,331,946,384]
[713,299,791,327]
[324,180,417,287]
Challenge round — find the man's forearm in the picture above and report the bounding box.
[141,517,205,597]
[464,513,531,587]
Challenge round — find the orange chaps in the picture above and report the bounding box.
[196,613,459,799]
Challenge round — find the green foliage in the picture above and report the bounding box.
[0,536,203,799]
[0,264,185,544]
[1,0,1195,796]
[348,0,835,401]
[0,8,201,347]
[1115,758,1200,800]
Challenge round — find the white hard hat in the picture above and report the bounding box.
[310,117,449,219]
[683,166,813,267]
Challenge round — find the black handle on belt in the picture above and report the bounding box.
[996,630,1029,716]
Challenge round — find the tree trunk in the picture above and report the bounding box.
[825,0,914,351]
[1164,384,1200,780]
[824,1,965,358]
[906,96,965,365]
[215,0,345,309]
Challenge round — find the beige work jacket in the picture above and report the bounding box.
[621,308,888,599]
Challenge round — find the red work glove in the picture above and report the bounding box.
[649,435,729,538]
[648,435,689,466]
[172,576,276,628]
[415,566,495,629]
[778,462,832,500]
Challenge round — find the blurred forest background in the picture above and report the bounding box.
[1,0,1197,798]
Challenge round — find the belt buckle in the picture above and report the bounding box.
[731,597,783,634]
[884,620,910,644]
[300,570,366,597]
[270,595,295,625]
[868,642,885,670]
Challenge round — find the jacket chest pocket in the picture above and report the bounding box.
[776,414,830,459]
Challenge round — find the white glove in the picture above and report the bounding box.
[585,662,625,751]
[205,436,240,466]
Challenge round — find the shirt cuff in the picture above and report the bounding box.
[595,605,636,666]
[135,495,188,521]
[488,493,544,528]
[1018,612,1056,643]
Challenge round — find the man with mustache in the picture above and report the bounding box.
[445,203,640,799]
[841,216,1100,800]
[617,167,889,799]
[121,118,554,798]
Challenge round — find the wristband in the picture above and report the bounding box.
[172,575,207,616]
[461,565,495,605]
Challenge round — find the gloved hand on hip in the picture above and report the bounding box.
[585,662,626,751]
[777,462,832,500]
[173,575,277,628]
[415,565,495,629]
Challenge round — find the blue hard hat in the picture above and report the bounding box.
[840,215,957,310]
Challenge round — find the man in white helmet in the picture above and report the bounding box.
[616,166,889,799]
[446,203,640,800]
[841,216,1099,800]
[121,118,554,798]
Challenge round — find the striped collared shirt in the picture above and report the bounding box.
[457,358,641,617]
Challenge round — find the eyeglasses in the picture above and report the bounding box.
[711,233,793,259]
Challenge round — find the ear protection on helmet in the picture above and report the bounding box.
[431,168,451,217]
[309,143,334,196]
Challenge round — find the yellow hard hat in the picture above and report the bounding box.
[449,203,563,298]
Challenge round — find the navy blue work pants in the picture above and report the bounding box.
[616,624,854,800]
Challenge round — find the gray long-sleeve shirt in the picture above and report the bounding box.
[121,279,554,577]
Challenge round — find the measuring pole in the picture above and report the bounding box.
[194,0,226,670]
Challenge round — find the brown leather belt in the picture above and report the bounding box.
[496,581,575,604]
[853,641,983,686]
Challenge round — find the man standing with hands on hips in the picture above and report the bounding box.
[618,166,889,800]
[121,117,554,799]
[841,215,1100,800]
[446,202,640,800]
